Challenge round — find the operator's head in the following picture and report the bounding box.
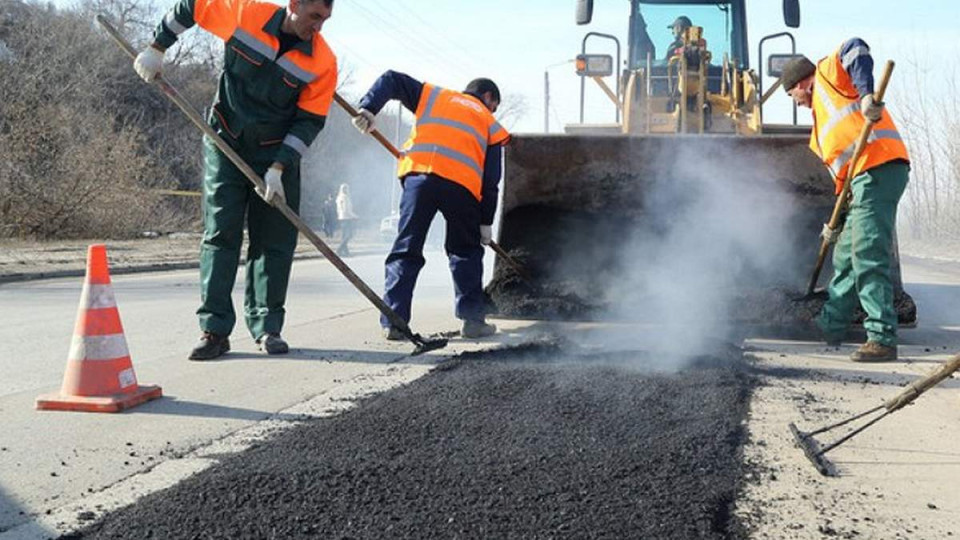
[464,78,501,113]
[285,0,333,40]
[781,56,817,108]
[669,16,692,39]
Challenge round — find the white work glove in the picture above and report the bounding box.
[133,45,165,83]
[480,225,493,246]
[352,109,376,135]
[860,94,884,122]
[820,223,842,245]
[257,165,286,205]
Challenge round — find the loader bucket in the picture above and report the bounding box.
[485,133,916,331]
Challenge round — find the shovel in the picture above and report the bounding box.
[332,94,536,286]
[798,60,895,300]
[97,15,446,356]
[790,352,960,476]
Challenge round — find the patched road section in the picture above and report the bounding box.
[75,346,755,539]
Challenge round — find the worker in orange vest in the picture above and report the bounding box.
[351,71,510,340]
[782,38,910,362]
[133,0,337,360]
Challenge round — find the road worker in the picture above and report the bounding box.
[782,38,910,362]
[350,71,510,340]
[665,15,692,59]
[133,0,337,359]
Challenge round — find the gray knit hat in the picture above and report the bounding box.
[780,56,816,93]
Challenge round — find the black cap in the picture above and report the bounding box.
[780,56,816,93]
[667,16,692,29]
[464,78,500,102]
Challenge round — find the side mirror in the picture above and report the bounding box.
[783,0,800,28]
[575,54,614,77]
[768,54,804,78]
[576,0,594,25]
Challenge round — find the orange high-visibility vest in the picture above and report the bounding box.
[810,45,909,194]
[188,0,337,117]
[398,84,511,200]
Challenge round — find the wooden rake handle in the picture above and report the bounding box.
[885,353,960,412]
[333,93,402,159]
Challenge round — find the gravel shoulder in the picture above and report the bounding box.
[0,234,367,283]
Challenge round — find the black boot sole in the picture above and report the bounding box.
[188,339,231,361]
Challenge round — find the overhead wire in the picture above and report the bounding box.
[366,0,488,76]
[341,1,472,82]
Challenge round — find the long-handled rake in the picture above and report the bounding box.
[97,15,447,356]
[790,353,960,476]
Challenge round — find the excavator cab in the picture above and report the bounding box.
[486,0,916,329]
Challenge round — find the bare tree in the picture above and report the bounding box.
[895,53,960,242]
[496,92,529,131]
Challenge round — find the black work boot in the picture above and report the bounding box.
[382,326,405,341]
[461,319,497,339]
[189,332,230,361]
[850,341,897,363]
[257,333,290,355]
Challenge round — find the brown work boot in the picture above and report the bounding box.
[850,341,897,363]
[257,333,289,355]
[189,332,230,361]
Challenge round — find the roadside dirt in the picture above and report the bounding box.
[0,233,345,282]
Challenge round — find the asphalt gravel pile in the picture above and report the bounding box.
[72,344,756,540]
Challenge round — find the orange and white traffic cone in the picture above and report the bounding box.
[36,244,162,413]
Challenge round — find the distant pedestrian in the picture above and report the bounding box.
[321,193,338,238]
[336,183,358,256]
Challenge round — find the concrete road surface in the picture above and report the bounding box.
[0,244,535,538]
[3,247,960,538]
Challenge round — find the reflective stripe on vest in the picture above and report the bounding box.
[809,47,909,193]
[397,84,510,200]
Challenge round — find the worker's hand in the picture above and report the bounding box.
[257,165,286,205]
[860,95,884,122]
[352,109,376,135]
[820,223,842,245]
[480,225,493,246]
[133,45,165,83]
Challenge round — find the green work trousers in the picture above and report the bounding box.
[197,136,300,339]
[817,161,909,346]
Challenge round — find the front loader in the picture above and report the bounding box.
[486,0,916,329]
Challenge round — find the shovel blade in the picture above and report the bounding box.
[411,336,448,356]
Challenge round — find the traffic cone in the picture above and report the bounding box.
[36,245,162,413]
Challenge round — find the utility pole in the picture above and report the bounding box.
[544,71,550,133]
[543,59,575,134]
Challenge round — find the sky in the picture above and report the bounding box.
[315,0,960,133]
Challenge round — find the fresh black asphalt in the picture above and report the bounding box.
[71,344,755,539]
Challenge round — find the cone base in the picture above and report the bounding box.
[36,384,162,413]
